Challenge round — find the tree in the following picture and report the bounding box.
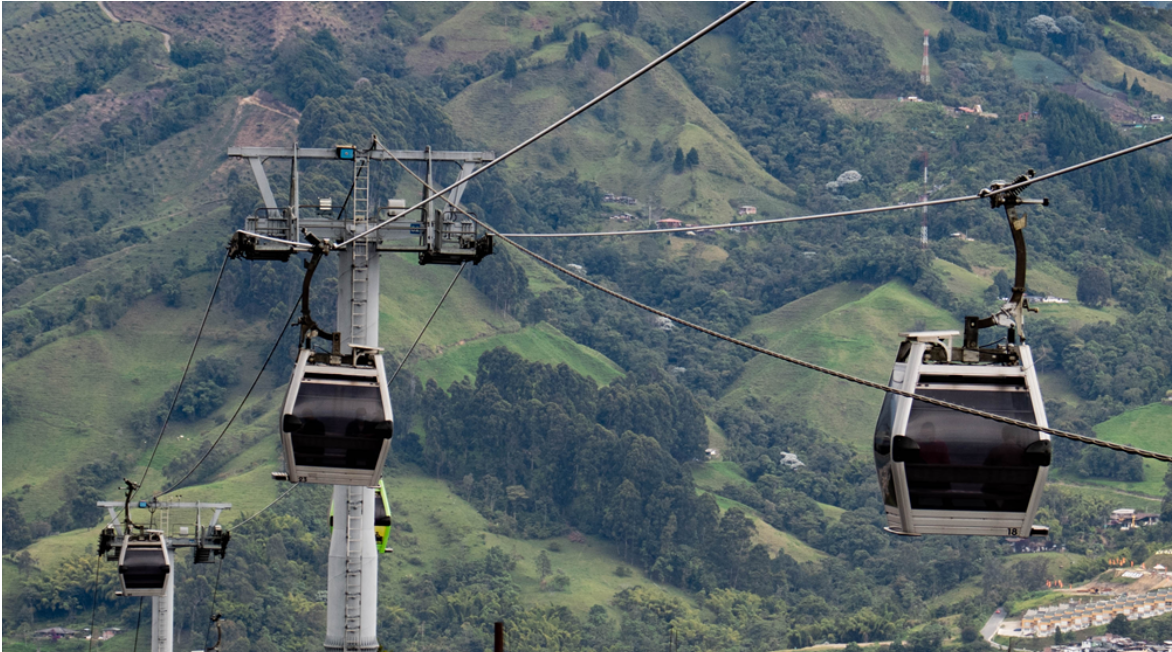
[503,56,518,80]
[672,147,685,174]
[650,139,665,162]
[532,35,542,50]
[1107,613,1131,636]
[1077,266,1112,307]
[536,550,552,579]
[597,48,611,70]
[685,147,699,168]
[993,270,1013,297]
[602,1,639,31]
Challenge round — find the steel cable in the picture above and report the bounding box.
[502,194,983,238]
[387,263,467,386]
[135,252,230,498]
[500,132,1172,239]
[464,214,1172,463]
[158,297,302,496]
[335,0,755,248]
[371,129,1172,462]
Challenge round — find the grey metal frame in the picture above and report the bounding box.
[878,332,1050,536]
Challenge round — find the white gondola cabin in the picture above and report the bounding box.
[280,348,394,486]
[118,532,171,597]
[873,331,1051,537]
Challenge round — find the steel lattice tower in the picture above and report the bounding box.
[920,30,930,85]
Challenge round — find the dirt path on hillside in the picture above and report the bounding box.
[97,2,172,53]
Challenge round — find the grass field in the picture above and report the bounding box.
[1064,402,1172,498]
[1013,51,1075,85]
[378,468,695,617]
[703,491,826,564]
[377,251,520,361]
[692,461,752,493]
[410,321,624,389]
[724,281,958,453]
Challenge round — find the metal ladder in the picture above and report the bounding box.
[350,155,370,346]
[343,486,363,652]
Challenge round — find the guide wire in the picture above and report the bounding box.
[388,263,466,387]
[132,597,145,652]
[203,557,225,651]
[86,556,101,652]
[335,0,755,249]
[135,251,230,501]
[158,296,303,497]
[232,482,300,530]
[232,230,313,251]
[200,481,300,648]
[500,131,1172,239]
[375,128,1172,457]
[503,194,983,238]
[459,212,1172,463]
[982,132,1172,198]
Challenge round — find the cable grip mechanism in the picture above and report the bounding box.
[965,171,1049,354]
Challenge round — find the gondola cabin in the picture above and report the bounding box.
[329,479,393,553]
[280,348,394,486]
[118,532,171,597]
[374,480,392,554]
[873,331,1051,537]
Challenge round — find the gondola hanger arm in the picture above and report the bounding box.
[968,171,1049,347]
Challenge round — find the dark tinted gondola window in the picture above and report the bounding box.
[122,548,167,589]
[873,392,898,507]
[904,386,1040,513]
[290,381,387,469]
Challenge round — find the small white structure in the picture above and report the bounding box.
[652,316,674,332]
[779,451,805,469]
[1152,114,1165,122]
[566,263,586,274]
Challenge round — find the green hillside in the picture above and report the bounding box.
[411,321,624,389]
[1055,403,1172,498]
[6,2,1172,650]
[724,282,959,452]
[444,26,797,222]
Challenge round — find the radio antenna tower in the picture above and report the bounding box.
[920,150,929,248]
[920,30,931,85]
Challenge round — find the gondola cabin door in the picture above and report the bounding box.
[874,332,1051,536]
[280,349,394,486]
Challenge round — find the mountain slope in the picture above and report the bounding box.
[444,26,796,221]
[722,282,959,453]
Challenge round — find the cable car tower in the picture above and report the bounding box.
[226,138,494,652]
[98,481,231,652]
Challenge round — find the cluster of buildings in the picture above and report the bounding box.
[1006,537,1065,554]
[602,193,637,205]
[994,294,1072,305]
[32,627,121,641]
[1052,633,1172,652]
[1019,590,1172,637]
[1108,508,1160,530]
